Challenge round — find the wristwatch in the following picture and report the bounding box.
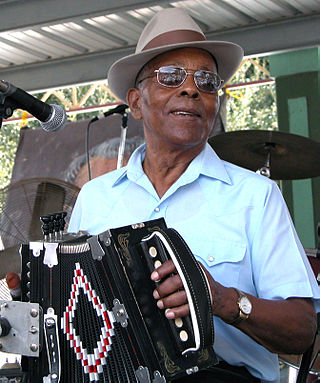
[231,288,252,325]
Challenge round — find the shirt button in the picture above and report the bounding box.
[208,256,214,262]
[154,207,160,212]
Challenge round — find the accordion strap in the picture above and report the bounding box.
[145,228,214,354]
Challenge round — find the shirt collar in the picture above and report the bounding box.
[198,143,232,184]
[112,142,232,186]
[112,144,145,186]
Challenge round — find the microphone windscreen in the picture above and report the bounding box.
[41,104,67,132]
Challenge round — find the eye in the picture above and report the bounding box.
[196,71,221,91]
[157,67,186,86]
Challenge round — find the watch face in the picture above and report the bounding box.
[240,297,252,315]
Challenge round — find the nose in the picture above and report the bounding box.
[180,73,199,99]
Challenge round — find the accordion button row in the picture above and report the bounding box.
[146,241,192,347]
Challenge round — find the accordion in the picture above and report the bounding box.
[20,218,216,382]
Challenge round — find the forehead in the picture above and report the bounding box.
[146,47,217,71]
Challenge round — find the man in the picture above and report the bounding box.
[68,8,320,383]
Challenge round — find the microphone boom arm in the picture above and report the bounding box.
[0,85,18,129]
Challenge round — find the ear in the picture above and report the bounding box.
[126,88,143,120]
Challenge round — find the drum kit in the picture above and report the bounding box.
[209,129,320,382]
[208,129,320,180]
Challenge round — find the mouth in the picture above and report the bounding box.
[170,109,201,118]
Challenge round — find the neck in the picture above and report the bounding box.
[143,143,204,198]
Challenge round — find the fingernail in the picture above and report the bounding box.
[151,271,159,281]
[153,290,160,299]
[157,300,164,309]
[165,309,174,319]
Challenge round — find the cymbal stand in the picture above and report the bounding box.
[116,110,128,169]
[256,143,275,178]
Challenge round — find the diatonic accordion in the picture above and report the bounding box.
[20,218,216,382]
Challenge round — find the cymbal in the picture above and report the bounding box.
[208,130,320,180]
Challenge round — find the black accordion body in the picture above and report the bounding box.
[20,218,216,382]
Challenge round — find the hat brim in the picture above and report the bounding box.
[108,40,244,102]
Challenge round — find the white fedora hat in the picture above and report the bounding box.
[108,8,244,102]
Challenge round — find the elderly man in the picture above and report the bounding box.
[69,8,320,383]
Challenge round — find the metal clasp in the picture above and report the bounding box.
[112,299,128,328]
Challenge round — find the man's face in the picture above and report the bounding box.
[128,47,220,152]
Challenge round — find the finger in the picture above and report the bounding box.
[6,272,21,287]
[157,290,187,310]
[5,272,21,300]
[165,304,190,319]
[150,260,176,281]
[154,274,183,298]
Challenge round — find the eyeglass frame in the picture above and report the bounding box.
[136,66,224,94]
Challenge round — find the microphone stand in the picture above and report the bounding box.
[86,104,129,181]
[116,110,128,169]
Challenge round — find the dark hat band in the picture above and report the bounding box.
[141,30,206,51]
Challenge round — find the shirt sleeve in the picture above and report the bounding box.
[67,189,84,233]
[251,181,320,310]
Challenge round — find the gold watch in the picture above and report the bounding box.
[231,288,252,325]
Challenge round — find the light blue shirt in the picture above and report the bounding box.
[69,143,320,383]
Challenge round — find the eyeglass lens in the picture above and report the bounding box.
[157,66,222,93]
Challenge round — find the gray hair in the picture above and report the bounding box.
[64,135,144,184]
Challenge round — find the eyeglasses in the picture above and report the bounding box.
[137,66,224,93]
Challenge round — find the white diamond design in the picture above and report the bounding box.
[61,262,115,382]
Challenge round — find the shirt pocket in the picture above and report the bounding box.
[193,238,247,288]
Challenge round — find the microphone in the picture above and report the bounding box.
[90,103,128,122]
[0,80,67,132]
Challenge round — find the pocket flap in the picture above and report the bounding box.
[195,239,246,268]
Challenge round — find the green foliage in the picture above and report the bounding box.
[226,57,278,132]
[36,84,116,122]
[0,122,20,188]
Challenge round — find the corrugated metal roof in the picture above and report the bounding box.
[0,0,319,90]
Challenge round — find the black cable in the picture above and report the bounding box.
[86,104,129,181]
[85,120,93,181]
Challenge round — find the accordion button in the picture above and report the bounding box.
[154,260,162,269]
[149,246,157,257]
[180,330,189,342]
[154,207,160,212]
[175,318,183,328]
